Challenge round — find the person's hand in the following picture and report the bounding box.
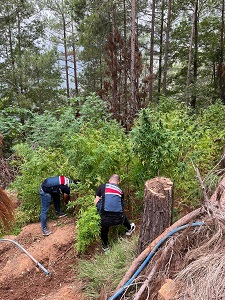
[64,194,70,204]
[94,196,101,205]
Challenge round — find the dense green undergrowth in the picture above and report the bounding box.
[1,95,225,252]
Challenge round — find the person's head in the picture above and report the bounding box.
[109,174,120,185]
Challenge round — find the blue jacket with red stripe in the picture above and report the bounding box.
[96,183,124,213]
[41,176,72,195]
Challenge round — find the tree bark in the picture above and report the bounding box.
[63,15,70,98]
[190,0,198,109]
[162,0,172,94]
[137,177,174,254]
[71,23,78,95]
[219,0,225,103]
[123,0,128,124]
[115,176,224,291]
[158,1,165,97]
[130,0,136,113]
[186,0,198,106]
[133,239,174,300]
[149,0,155,103]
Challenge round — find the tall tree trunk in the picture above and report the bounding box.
[219,0,225,103]
[17,10,23,95]
[162,0,172,94]
[190,0,198,108]
[158,1,165,98]
[111,1,118,116]
[123,0,128,121]
[72,23,78,95]
[186,0,198,106]
[63,16,70,98]
[7,13,16,90]
[149,0,155,103]
[130,0,136,114]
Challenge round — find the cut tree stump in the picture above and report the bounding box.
[137,177,174,254]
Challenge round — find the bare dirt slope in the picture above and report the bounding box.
[0,217,86,300]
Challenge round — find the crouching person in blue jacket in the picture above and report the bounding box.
[94,174,135,252]
[39,176,73,236]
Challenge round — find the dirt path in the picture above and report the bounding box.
[0,217,86,300]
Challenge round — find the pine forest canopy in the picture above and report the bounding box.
[0,0,225,129]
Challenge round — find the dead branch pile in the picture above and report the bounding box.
[0,156,19,189]
[112,173,225,300]
[0,134,18,188]
[115,207,225,300]
[174,208,225,300]
[116,207,204,290]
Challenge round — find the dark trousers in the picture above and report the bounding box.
[52,193,61,213]
[100,212,131,247]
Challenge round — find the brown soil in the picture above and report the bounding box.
[0,217,86,300]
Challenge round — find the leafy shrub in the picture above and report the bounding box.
[130,108,180,182]
[72,92,111,125]
[130,100,225,208]
[0,107,33,156]
[75,204,101,253]
[62,120,133,186]
[10,144,77,222]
